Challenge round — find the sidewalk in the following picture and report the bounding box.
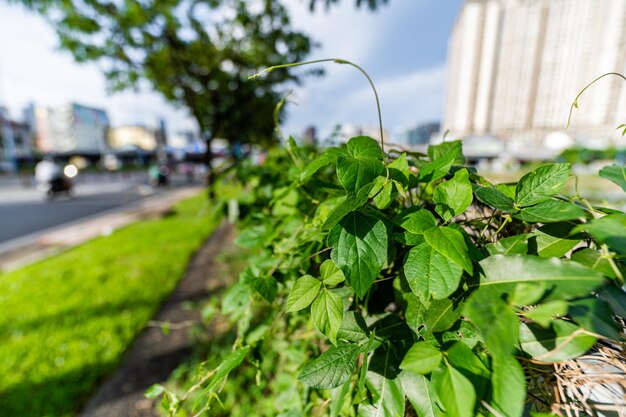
[78,222,236,417]
[0,185,205,272]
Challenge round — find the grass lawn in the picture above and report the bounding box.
[0,191,221,416]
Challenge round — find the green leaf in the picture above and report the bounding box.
[515,163,571,207]
[337,311,369,342]
[574,214,626,254]
[358,383,404,417]
[399,371,443,417]
[523,300,569,327]
[599,164,626,191]
[286,275,321,312]
[311,289,343,344]
[569,297,621,340]
[222,282,251,314]
[445,342,490,389]
[519,321,596,362]
[597,285,626,317]
[405,294,463,336]
[423,226,473,274]
[250,274,278,303]
[320,259,346,285]
[330,380,352,417]
[428,140,464,164]
[441,322,482,349]
[474,186,516,212]
[358,364,404,417]
[465,288,519,357]
[434,168,473,221]
[485,234,528,256]
[337,157,384,193]
[346,136,383,159]
[515,200,585,223]
[394,207,438,234]
[400,342,442,374]
[329,212,388,299]
[529,223,582,258]
[432,365,476,417]
[370,177,398,209]
[145,383,165,399]
[300,152,336,182]
[203,346,250,393]
[298,344,360,389]
[418,148,459,183]
[321,185,373,230]
[496,183,516,200]
[388,153,410,187]
[477,254,604,302]
[490,355,526,417]
[570,248,616,279]
[404,243,463,300]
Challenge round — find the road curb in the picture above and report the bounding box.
[0,186,205,272]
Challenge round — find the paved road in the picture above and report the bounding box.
[0,173,200,244]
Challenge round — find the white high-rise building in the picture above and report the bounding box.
[444,0,626,148]
[26,102,110,155]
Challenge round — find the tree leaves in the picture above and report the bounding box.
[298,345,360,389]
[515,163,571,207]
[404,243,463,300]
[329,212,388,299]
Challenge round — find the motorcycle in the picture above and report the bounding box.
[36,164,77,200]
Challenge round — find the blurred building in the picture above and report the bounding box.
[108,125,159,151]
[303,126,317,146]
[0,107,35,172]
[444,0,626,148]
[398,122,441,146]
[341,123,391,145]
[26,102,110,155]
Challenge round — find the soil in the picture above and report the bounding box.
[78,221,235,417]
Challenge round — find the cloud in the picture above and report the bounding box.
[283,65,447,141]
[0,3,195,133]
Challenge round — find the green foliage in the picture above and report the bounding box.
[144,66,626,415]
[0,192,221,417]
[153,133,625,416]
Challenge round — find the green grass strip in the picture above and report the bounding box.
[0,191,221,416]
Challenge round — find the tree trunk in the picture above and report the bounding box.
[204,136,215,199]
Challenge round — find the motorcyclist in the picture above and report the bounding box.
[34,156,73,198]
[34,156,61,184]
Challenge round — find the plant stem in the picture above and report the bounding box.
[250,58,386,158]
[566,72,626,129]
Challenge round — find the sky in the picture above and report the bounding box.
[0,0,464,142]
